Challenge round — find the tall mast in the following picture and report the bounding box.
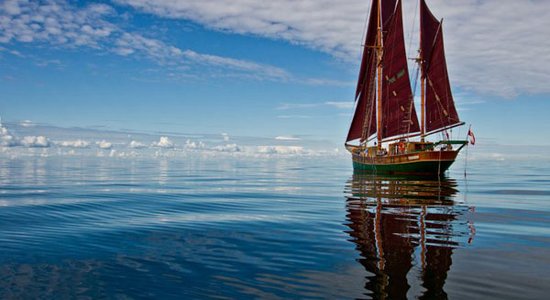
[420,58,426,142]
[376,0,383,149]
[419,0,426,142]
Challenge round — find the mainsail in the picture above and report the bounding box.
[381,0,420,139]
[420,0,460,133]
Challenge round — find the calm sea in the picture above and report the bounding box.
[0,155,549,299]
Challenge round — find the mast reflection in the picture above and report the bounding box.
[344,174,474,299]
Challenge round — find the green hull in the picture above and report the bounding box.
[352,159,455,175]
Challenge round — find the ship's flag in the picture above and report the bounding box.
[468,127,476,145]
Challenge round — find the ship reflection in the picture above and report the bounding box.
[344,174,474,299]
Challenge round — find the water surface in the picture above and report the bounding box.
[0,156,549,299]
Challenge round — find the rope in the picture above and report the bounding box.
[438,146,442,179]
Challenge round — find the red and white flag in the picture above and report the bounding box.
[468,127,476,145]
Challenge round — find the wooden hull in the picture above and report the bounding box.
[351,150,459,175]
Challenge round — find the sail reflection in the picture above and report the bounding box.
[344,174,474,299]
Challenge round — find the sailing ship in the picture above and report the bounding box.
[346,0,469,175]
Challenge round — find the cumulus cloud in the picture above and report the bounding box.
[96,140,112,149]
[0,0,289,81]
[114,0,550,97]
[0,121,17,147]
[58,139,90,148]
[20,136,49,147]
[152,136,174,148]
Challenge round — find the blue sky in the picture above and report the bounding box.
[1,0,549,146]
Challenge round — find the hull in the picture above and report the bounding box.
[351,150,459,175]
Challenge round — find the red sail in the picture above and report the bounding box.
[347,55,377,142]
[420,0,460,133]
[381,0,420,139]
[355,0,379,99]
[382,0,398,27]
[348,0,379,142]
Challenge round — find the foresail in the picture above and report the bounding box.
[348,0,379,142]
[355,0,379,100]
[381,0,420,139]
[347,76,377,142]
[420,0,460,133]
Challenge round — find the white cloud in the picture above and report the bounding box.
[184,139,205,149]
[0,121,17,147]
[275,136,301,141]
[114,0,550,97]
[152,136,174,148]
[96,140,112,149]
[212,143,240,152]
[58,139,90,148]
[114,0,366,59]
[19,120,35,127]
[0,0,289,81]
[324,101,354,109]
[128,140,146,149]
[20,136,49,147]
[256,145,305,155]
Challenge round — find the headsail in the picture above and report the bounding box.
[381,0,420,139]
[348,0,379,142]
[420,0,460,133]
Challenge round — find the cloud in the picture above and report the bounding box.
[0,0,289,81]
[114,0,367,59]
[114,0,550,97]
[256,145,305,155]
[212,143,240,152]
[0,121,17,147]
[324,101,354,109]
[96,140,112,149]
[58,139,90,148]
[0,1,116,46]
[128,140,146,149]
[20,136,49,147]
[19,120,35,127]
[184,139,205,149]
[152,136,174,148]
[275,136,301,141]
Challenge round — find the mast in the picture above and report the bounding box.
[420,65,426,141]
[376,0,383,149]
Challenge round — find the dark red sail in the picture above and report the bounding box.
[420,0,460,133]
[348,0,379,142]
[382,0,398,27]
[381,0,420,139]
[355,0,379,99]
[347,59,377,142]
